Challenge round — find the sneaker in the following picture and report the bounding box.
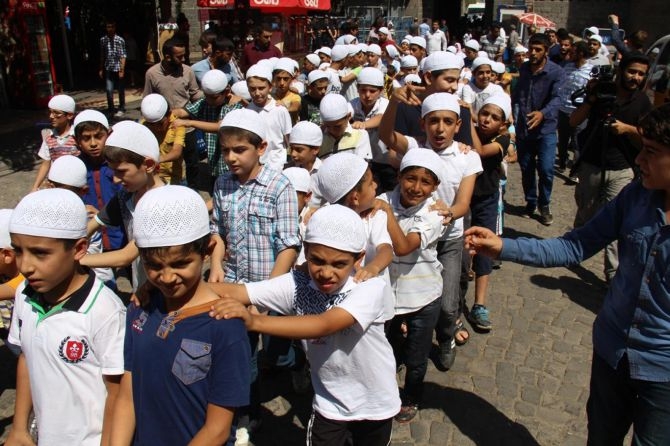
[114,110,125,118]
[468,304,492,331]
[522,204,536,219]
[568,175,579,184]
[395,404,418,423]
[234,427,249,446]
[539,206,554,226]
[437,339,457,370]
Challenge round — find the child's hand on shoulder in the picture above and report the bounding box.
[209,297,253,327]
[354,264,379,283]
[351,121,366,130]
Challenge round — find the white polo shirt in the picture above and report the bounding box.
[7,272,125,446]
[351,96,390,164]
[247,98,292,171]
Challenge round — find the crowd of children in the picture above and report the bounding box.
[4,21,661,446]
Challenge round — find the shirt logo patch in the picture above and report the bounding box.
[132,312,148,333]
[58,336,89,363]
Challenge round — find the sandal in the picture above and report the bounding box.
[454,319,470,346]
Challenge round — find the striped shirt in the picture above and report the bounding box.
[211,165,301,283]
[37,128,79,161]
[100,34,126,72]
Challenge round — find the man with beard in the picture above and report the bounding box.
[551,31,573,66]
[241,23,282,72]
[192,35,240,86]
[569,53,652,283]
[513,33,564,225]
[143,38,203,189]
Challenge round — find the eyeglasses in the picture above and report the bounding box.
[49,110,66,118]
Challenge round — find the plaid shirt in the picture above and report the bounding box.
[211,165,301,283]
[100,34,126,72]
[186,99,242,177]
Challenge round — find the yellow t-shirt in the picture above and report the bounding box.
[158,115,186,185]
[273,91,301,124]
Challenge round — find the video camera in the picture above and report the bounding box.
[571,65,618,109]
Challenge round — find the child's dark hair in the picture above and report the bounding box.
[639,104,670,147]
[104,146,147,167]
[139,234,211,260]
[198,30,217,48]
[219,126,263,147]
[400,165,439,184]
[336,168,368,205]
[74,121,108,139]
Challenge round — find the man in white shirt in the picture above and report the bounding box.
[426,20,447,54]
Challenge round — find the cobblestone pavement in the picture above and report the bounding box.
[0,91,622,445]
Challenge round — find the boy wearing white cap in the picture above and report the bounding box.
[31,94,79,192]
[48,155,116,289]
[0,209,21,340]
[272,58,302,124]
[111,186,250,446]
[140,93,186,185]
[74,110,127,252]
[6,188,125,446]
[380,92,482,369]
[288,121,323,174]
[460,57,505,116]
[245,64,292,171]
[376,148,446,422]
[319,94,372,160]
[209,205,401,446]
[82,121,165,292]
[172,69,244,191]
[299,70,329,125]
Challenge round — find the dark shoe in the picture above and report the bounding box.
[555,164,566,173]
[395,404,418,423]
[437,339,457,370]
[491,259,502,269]
[539,206,554,226]
[468,304,492,331]
[522,204,536,219]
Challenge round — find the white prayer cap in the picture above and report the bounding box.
[74,110,109,130]
[10,189,87,239]
[290,121,323,147]
[282,167,311,193]
[514,45,528,54]
[348,44,362,56]
[231,81,251,101]
[401,55,418,68]
[404,74,422,85]
[219,108,266,140]
[201,69,229,94]
[319,94,350,122]
[401,38,410,45]
[318,62,331,70]
[409,36,426,49]
[305,53,321,66]
[0,209,12,249]
[304,204,366,254]
[343,35,357,44]
[587,26,599,35]
[464,39,480,51]
[48,94,76,113]
[256,59,275,71]
[589,35,603,44]
[492,61,506,74]
[389,60,401,73]
[274,57,296,75]
[308,70,329,85]
[357,43,368,53]
[482,93,512,120]
[246,64,273,83]
[378,27,389,35]
[107,120,160,162]
[317,47,331,57]
[385,45,399,59]
[331,45,349,62]
[447,45,457,54]
[133,185,209,248]
[404,35,413,42]
[48,155,87,188]
[313,152,368,203]
[423,51,464,72]
[268,57,279,68]
[400,148,445,183]
[421,92,460,118]
[141,94,168,123]
[292,80,305,95]
[471,57,493,72]
[367,44,382,56]
[476,51,487,59]
[357,67,384,87]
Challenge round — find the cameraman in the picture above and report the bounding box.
[569,53,652,283]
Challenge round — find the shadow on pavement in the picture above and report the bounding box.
[529,273,604,314]
[422,382,540,445]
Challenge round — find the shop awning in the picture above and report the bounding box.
[199,0,330,11]
[197,0,235,9]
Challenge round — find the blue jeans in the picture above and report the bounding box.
[104,70,125,112]
[517,132,557,208]
[435,237,463,344]
[587,353,670,445]
[389,297,441,405]
[470,191,499,276]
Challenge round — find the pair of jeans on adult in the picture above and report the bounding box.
[516,132,558,209]
[435,237,464,344]
[587,352,670,445]
[389,297,441,405]
[105,70,125,112]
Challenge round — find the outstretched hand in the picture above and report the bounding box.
[463,226,504,258]
[392,83,424,106]
[209,297,254,328]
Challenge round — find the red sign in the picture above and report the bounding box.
[197,0,235,8]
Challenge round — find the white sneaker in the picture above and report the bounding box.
[235,427,249,446]
[114,110,125,117]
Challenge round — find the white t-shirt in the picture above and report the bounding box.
[460,82,505,115]
[361,211,394,320]
[405,140,482,240]
[247,98,292,171]
[7,275,125,446]
[245,272,401,421]
[350,96,390,164]
[379,189,445,314]
[339,67,359,101]
[325,68,342,95]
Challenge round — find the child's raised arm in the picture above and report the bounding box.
[379,95,410,155]
[81,241,139,269]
